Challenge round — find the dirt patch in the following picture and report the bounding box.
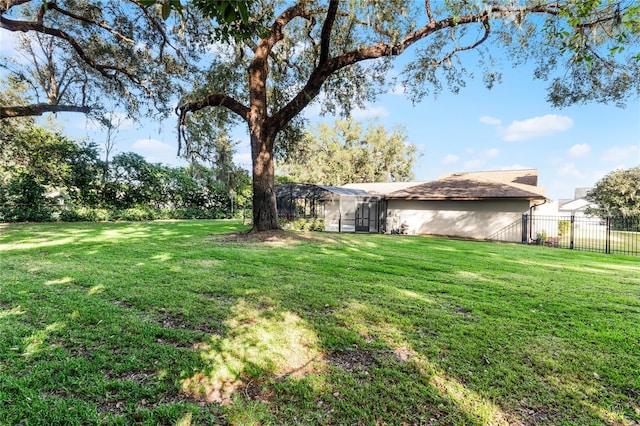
[326,349,381,372]
[454,305,471,316]
[209,229,339,246]
[156,311,225,335]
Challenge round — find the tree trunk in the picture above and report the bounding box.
[250,130,280,231]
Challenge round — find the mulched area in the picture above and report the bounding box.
[208,229,339,245]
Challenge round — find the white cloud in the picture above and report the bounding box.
[351,104,389,119]
[501,114,573,141]
[567,143,591,158]
[133,138,180,165]
[463,148,501,169]
[442,154,459,165]
[603,145,639,162]
[479,115,502,126]
[558,162,585,179]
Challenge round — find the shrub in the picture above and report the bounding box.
[58,209,84,222]
[0,206,54,222]
[535,230,548,245]
[284,218,325,232]
[116,207,157,221]
[558,220,570,237]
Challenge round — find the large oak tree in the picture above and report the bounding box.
[176,0,639,231]
[2,1,639,231]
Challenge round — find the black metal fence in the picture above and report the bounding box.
[490,214,640,256]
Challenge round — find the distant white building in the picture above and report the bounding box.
[558,188,598,217]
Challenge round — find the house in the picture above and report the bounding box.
[276,169,556,241]
[558,187,597,216]
[384,170,554,240]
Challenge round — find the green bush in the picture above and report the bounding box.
[558,220,570,237]
[0,206,54,222]
[284,218,325,232]
[115,207,158,221]
[168,208,230,220]
[58,209,84,222]
[535,230,548,245]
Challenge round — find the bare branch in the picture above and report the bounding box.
[176,94,250,154]
[425,0,434,23]
[436,16,491,68]
[1,103,91,118]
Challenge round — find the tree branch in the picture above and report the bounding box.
[270,4,561,132]
[436,15,491,68]
[0,103,91,118]
[318,0,338,65]
[0,15,138,83]
[176,94,250,154]
[178,94,250,120]
[46,2,136,44]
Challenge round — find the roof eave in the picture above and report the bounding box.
[385,196,547,201]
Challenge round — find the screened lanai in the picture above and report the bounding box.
[275,183,383,233]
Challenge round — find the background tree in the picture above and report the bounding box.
[0,123,101,220]
[177,0,640,231]
[0,0,191,119]
[278,118,418,186]
[586,166,640,218]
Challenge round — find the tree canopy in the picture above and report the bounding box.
[0,0,192,119]
[176,1,640,230]
[586,166,640,218]
[278,118,418,186]
[2,1,639,231]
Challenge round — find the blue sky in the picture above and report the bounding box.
[2,27,639,201]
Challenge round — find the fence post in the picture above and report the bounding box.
[570,215,575,250]
[521,214,528,244]
[605,216,611,254]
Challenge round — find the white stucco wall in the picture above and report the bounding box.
[387,199,532,240]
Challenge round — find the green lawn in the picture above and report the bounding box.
[1,220,638,425]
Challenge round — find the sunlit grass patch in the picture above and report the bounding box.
[182,299,322,404]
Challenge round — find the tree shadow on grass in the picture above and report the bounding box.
[182,259,639,425]
[181,296,514,425]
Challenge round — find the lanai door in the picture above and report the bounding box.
[355,202,370,232]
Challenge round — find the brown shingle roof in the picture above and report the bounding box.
[386,170,547,201]
[438,169,539,187]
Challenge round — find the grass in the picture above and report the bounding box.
[0,220,639,425]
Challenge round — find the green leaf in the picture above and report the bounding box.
[161,1,171,20]
[236,2,250,23]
